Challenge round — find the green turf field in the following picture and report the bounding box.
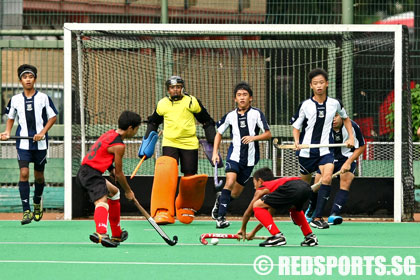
[0,219,418,280]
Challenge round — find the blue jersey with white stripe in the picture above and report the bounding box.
[217,107,269,166]
[291,96,348,158]
[5,91,58,150]
[332,119,365,160]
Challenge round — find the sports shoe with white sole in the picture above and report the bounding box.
[216,216,230,229]
[300,233,319,247]
[310,218,330,229]
[259,232,287,247]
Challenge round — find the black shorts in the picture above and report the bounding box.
[17,149,47,171]
[260,180,312,211]
[76,165,108,202]
[163,146,198,175]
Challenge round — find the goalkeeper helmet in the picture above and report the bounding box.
[165,76,184,90]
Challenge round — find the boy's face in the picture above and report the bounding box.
[333,113,343,129]
[235,89,252,110]
[20,73,36,90]
[310,74,328,96]
[126,126,139,138]
[253,177,263,190]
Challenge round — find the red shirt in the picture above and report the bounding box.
[82,130,124,173]
[259,177,301,193]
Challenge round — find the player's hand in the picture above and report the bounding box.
[237,229,247,241]
[345,139,354,148]
[294,141,301,151]
[341,162,351,173]
[124,190,135,201]
[246,232,256,240]
[33,133,45,141]
[212,153,220,166]
[0,132,10,141]
[241,136,254,144]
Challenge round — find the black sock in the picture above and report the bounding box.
[217,189,231,218]
[34,182,45,204]
[330,189,349,216]
[19,181,31,211]
[313,184,331,218]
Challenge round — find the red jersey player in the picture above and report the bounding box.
[237,167,318,247]
[76,111,141,247]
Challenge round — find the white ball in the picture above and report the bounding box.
[210,238,219,245]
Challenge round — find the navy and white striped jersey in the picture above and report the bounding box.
[5,91,58,150]
[332,120,365,160]
[217,107,269,166]
[291,96,348,158]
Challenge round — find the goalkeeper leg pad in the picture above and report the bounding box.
[150,156,178,225]
[175,174,208,224]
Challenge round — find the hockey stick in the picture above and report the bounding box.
[272,138,346,149]
[130,156,146,179]
[214,164,223,189]
[200,233,268,245]
[7,135,46,140]
[199,233,269,245]
[132,198,178,246]
[310,170,341,192]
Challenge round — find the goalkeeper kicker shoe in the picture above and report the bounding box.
[33,202,43,222]
[259,232,287,247]
[111,230,128,243]
[89,232,119,248]
[301,233,319,247]
[21,210,34,225]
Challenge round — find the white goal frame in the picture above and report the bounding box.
[63,23,405,221]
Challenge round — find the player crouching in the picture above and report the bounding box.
[237,167,318,247]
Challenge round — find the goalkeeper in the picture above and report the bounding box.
[140,76,216,224]
[237,167,318,247]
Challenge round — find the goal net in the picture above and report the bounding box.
[64,24,413,222]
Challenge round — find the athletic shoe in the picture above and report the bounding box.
[33,202,43,222]
[211,192,221,220]
[310,218,330,229]
[327,215,343,225]
[89,232,119,248]
[111,230,128,243]
[259,232,287,247]
[21,210,34,225]
[301,233,318,247]
[216,216,230,229]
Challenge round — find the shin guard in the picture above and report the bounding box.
[175,174,208,224]
[150,156,178,224]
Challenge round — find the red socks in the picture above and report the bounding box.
[108,199,122,237]
[94,205,108,234]
[254,207,280,235]
[290,209,312,236]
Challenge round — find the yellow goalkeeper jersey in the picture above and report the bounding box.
[156,94,201,150]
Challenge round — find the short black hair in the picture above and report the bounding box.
[118,111,142,130]
[18,64,38,80]
[233,81,253,97]
[308,68,328,83]
[253,167,275,182]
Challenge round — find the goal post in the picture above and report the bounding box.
[63,23,411,222]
